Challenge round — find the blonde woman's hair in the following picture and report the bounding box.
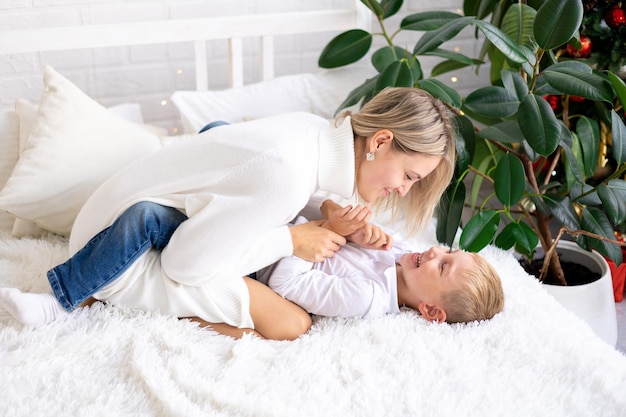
[341,87,456,237]
[442,253,505,324]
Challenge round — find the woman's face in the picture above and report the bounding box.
[356,131,442,203]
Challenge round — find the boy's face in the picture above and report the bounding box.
[398,246,475,311]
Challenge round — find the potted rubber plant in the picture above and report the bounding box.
[318,0,626,323]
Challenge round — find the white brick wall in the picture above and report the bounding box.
[0,0,484,134]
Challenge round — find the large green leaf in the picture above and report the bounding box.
[422,48,477,65]
[360,0,384,17]
[318,29,372,68]
[375,60,414,90]
[417,79,462,108]
[533,74,562,96]
[409,60,423,82]
[476,120,525,144]
[469,138,501,209]
[494,153,525,206]
[542,66,614,103]
[459,210,500,252]
[501,69,529,100]
[431,60,473,77]
[608,71,626,110]
[597,180,626,224]
[371,46,409,72]
[533,0,583,50]
[436,180,466,247]
[581,207,624,265]
[453,115,476,170]
[495,221,538,258]
[334,76,378,114]
[488,46,507,85]
[544,59,593,74]
[464,0,500,20]
[500,2,536,48]
[544,195,581,232]
[463,86,519,118]
[518,94,561,156]
[473,20,528,64]
[571,183,602,206]
[380,0,404,19]
[413,16,475,55]
[401,10,463,31]
[561,129,584,189]
[575,116,600,178]
[611,110,626,165]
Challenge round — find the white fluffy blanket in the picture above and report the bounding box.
[1,230,626,417]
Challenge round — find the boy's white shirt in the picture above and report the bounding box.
[257,216,411,318]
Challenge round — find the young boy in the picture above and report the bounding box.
[257,200,504,324]
[0,200,503,338]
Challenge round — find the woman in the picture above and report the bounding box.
[0,87,456,339]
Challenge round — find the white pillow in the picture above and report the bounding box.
[10,99,44,237]
[0,66,162,236]
[10,99,161,238]
[0,110,19,232]
[171,66,374,133]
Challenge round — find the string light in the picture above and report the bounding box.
[161,99,168,106]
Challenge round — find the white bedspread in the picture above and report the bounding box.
[1,230,625,417]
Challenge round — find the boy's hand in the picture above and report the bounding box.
[347,224,393,251]
[322,204,371,237]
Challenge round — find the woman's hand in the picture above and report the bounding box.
[347,224,393,250]
[319,199,391,250]
[322,204,371,237]
[289,220,346,262]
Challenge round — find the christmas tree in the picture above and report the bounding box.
[578,0,626,73]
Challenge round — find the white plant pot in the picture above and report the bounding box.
[538,241,617,347]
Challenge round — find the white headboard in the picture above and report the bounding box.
[0,2,373,234]
[0,3,371,91]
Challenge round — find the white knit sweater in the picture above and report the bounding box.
[71,112,356,328]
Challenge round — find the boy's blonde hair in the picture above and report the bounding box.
[442,253,504,324]
[344,87,456,237]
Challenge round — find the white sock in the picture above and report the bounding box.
[0,288,69,326]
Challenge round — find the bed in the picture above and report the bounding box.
[1,3,625,417]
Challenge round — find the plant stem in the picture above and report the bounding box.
[519,150,566,284]
[542,152,561,188]
[541,227,626,282]
[377,15,395,50]
[468,165,494,183]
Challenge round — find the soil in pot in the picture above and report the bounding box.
[519,256,601,286]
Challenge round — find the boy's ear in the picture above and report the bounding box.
[418,302,447,323]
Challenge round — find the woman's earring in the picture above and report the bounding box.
[366,152,375,161]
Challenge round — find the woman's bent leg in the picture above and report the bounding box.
[48,202,188,311]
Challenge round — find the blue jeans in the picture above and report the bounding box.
[48,202,188,311]
[198,120,229,133]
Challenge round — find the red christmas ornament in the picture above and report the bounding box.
[566,35,592,58]
[543,95,561,112]
[606,5,626,28]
